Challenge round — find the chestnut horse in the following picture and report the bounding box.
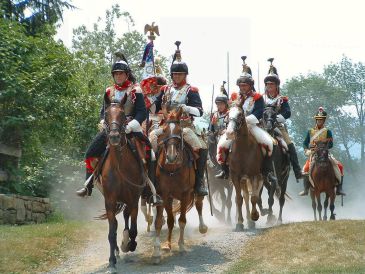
[101,96,147,271]
[309,141,337,221]
[152,107,208,264]
[261,105,291,225]
[226,101,265,231]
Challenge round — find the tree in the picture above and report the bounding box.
[324,55,365,165]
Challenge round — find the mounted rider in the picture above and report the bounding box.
[299,107,346,196]
[76,52,162,204]
[208,81,230,179]
[149,41,208,196]
[262,58,303,181]
[216,56,278,184]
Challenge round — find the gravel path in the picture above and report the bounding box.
[47,220,259,274]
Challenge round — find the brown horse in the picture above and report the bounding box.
[101,96,147,271]
[309,141,337,221]
[152,107,207,264]
[226,101,265,231]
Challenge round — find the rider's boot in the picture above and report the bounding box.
[288,143,303,181]
[76,170,94,197]
[195,149,208,196]
[215,164,229,179]
[336,176,346,196]
[299,176,310,196]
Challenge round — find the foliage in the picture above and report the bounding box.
[0,5,168,197]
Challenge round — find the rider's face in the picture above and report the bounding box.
[172,73,187,86]
[216,101,227,113]
[316,119,325,128]
[238,83,251,95]
[113,71,128,85]
[265,82,278,97]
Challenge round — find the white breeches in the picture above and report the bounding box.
[149,127,205,153]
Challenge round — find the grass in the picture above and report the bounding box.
[0,214,100,274]
[226,220,365,274]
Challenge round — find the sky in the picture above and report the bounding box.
[56,0,365,111]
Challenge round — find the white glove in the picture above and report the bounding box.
[246,114,259,125]
[126,119,142,134]
[181,104,201,117]
[276,114,286,123]
[305,149,311,157]
[98,119,106,132]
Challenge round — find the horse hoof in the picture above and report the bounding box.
[107,264,117,274]
[251,211,260,221]
[248,220,255,230]
[330,215,336,220]
[266,214,276,225]
[161,242,171,252]
[199,225,208,234]
[152,256,161,265]
[128,241,137,252]
[260,209,269,216]
[234,223,244,232]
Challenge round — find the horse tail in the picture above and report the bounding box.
[95,203,126,220]
[172,193,195,215]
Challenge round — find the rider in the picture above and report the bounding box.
[216,56,278,184]
[299,107,346,196]
[262,58,303,181]
[149,41,208,196]
[208,82,230,179]
[76,52,162,204]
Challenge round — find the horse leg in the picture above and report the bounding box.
[329,191,336,220]
[277,180,287,225]
[250,177,262,222]
[316,193,322,221]
[310,191,317,221]
[178,194,189,253]
[106,203,118,271]
[196,195,208,234]
[127,207,138,252]
[242,180,254,229]
[233,179,244,231]
[266,176,276,225]
[141,198,153,233]
[257,184,269,217]
[121,208,130,253]
[162,197,174,252]
[323,194,329,221]
[220,188,227,220]
[152,204,164,264]
[226,185,233,224]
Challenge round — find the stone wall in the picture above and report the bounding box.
[0,194,52,225]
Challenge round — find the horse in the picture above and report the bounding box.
[207,133,233,224]
[261,105,291,225]
[226,100,265,231]
[100,95,148,271]
[152,107,208,264]
[309,141,337,221]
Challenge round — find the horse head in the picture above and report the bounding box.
[159,106,183,164]
[226,100,245,140]
[314,141,329,164]
[262,105,277,132]
[104,93,127,146]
